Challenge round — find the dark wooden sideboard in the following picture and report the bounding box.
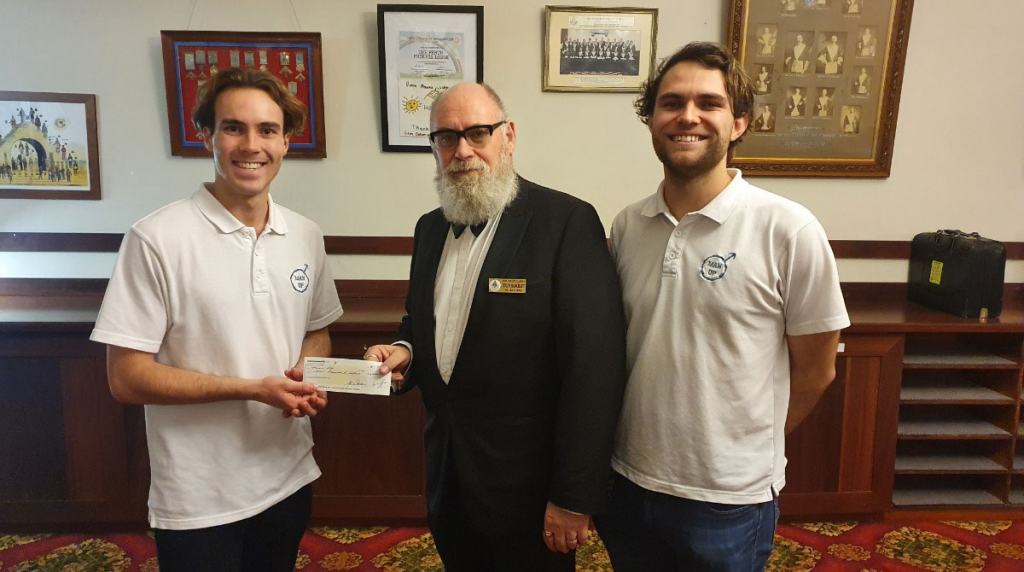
[0,295,422,529]
[1,285,1023,528]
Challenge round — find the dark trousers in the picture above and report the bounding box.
[429,503,575,572]
[153,484,312,572]
[594,472,778,572]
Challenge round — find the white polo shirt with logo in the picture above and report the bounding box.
[91,185,343,529]
[610,169,849,505]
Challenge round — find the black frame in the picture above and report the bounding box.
[377,4,484,153]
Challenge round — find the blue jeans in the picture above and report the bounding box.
[594,472,779,572]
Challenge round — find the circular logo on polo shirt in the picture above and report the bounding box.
[290,264,310,293]
[700,253,736,281]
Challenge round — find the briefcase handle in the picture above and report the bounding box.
[936,229,981,239]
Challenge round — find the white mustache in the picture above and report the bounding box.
[445,158,488,174]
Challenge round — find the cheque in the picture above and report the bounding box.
[302,357,392,396]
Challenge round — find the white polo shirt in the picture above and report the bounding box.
[610,170,849,505]
[91,185,343,529]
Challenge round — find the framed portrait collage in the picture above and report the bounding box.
[727,0,914,177]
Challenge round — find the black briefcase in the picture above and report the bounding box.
[908,230,1005,318]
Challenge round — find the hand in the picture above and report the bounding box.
[282,367,329,418]
[542,502,590,553]
[253,375,320,418]
[364,344,410,385]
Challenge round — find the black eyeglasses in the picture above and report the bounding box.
[428,121,507,150]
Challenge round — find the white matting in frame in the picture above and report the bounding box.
[378,5,483,152]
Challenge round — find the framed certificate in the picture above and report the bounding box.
[160,30,327,158]
[727,0,915,177]
[377,4,484,153]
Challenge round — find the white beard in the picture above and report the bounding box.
[434,145,518,225]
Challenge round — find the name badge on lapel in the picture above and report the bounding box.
[488,278,527,294]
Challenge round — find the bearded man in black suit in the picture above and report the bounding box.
[364,82,627,572]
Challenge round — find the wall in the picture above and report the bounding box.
[1,0,1022,282]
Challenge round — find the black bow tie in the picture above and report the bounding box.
[452,220,487,238]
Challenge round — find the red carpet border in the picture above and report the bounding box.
[2,521,1024,571]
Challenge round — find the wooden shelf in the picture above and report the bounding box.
[903,348,1019,369]
[900,375,1013,404]
[892,488,1004,506]
[895,455,1006,474]
[894,327,1024,510]
[897,412,1011,439]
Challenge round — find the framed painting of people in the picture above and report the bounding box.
[543,6,659,93]
[727,0,915,177]
[0,91,101,200]
[160,30,327,158]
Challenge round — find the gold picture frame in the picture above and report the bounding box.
[542,6,659,93]
[727,0,915,177]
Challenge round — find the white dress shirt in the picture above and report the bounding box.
[434,213,503,382]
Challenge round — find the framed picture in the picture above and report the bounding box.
[543,6,659,93]
[159,30,326,158]
[377,5,484,153]
[0,91,101,200]
[727,0,915,177]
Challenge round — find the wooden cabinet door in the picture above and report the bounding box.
[0,333,138,525]
[781,334,902,516]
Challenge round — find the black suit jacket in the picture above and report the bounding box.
[395,177,627,535]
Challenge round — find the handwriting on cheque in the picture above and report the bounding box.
[302,357,391,396]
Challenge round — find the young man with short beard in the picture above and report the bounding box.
[91,69,342,572]
[364,82,627,572]
[594,42,849,571]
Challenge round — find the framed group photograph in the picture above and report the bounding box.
[543,6,659,93]
[0,91,101,200]
[160,30,326,158]
[727,0,915,177]
[377,4,484,153]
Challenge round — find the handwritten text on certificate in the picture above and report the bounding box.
[303,357,391,396]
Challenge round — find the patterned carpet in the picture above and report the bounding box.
[2,521,1024,571]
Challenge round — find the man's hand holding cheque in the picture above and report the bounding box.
[363,344,410,388]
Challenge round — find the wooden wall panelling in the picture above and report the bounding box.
[2,233,1022,260]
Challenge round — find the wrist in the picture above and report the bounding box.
[241,377,265,403]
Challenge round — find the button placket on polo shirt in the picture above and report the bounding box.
[663,216,695,277]
[245,228,269,295]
